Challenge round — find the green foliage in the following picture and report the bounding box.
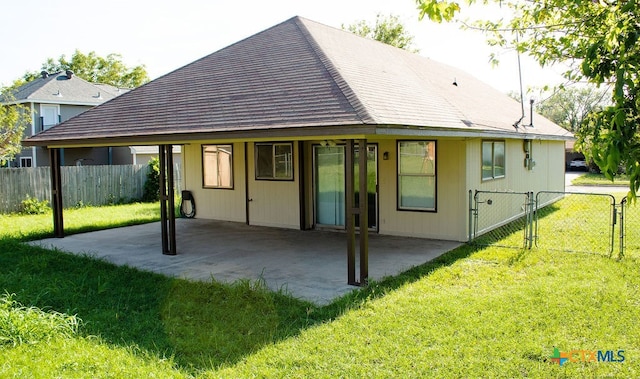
[537,86,609,132]
[0,293,79,347]
[19,195,50,215]
[416,0,460,22]
[0,89,32,164]
[344,14,419,52]
[22,50,149,88]
[142,157,161,202]
[416,0,640,198]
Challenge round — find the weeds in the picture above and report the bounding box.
[0,293,79,347]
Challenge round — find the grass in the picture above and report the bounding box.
[0,202,639,377]
[571,172,631,186]
[0,202,162,241]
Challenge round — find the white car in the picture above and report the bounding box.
[569,158,588,171]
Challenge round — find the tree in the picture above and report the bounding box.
[22,50,149,88]
[537,86,609,133]
[344,14,419,52]
[142,157,160,202]
[416,0,640,196]
[0,89,32,165]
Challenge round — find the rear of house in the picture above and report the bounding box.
[24,16,570,245]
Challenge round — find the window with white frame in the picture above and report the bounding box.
[255,142,293,180]
[398,141,436,211]
[20,157,33,168]
[202,145,233,188]
[482,141,505,180]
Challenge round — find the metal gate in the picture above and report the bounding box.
[620,197,640,258]
[469,190,534,249]
[534,191,616,255]
[469,189,638,258]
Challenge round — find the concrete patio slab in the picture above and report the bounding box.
[30,219,461,305]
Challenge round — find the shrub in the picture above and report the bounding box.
[19,195,50,215]
[142,157,160,202]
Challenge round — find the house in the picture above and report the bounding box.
[24,17,572,284]
[4,71,183,167]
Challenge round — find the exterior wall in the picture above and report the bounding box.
[183,141,301,229]
[59,105,90,128]
[377,138,468,241]
[465,138,566,236]
[183,142,247,223]
[246,142,301,228]
[180,137,565,242]
[466,138,564,193]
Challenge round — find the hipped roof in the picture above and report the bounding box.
[25,16,572,147]
[9,72,126,106]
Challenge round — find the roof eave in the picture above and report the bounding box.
[23,123,573,149]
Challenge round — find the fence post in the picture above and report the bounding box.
[619,198,626,259]
[468,190,473,243]
[527,191,534,249]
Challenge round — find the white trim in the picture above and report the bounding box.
[375,127,573,141]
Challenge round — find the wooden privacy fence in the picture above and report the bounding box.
[0,164,172,213]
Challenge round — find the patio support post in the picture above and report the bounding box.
[358,138,368,285]
[345,139,369,286]
[159,144,177,255]
[346,140,356,285]
[49,148,64,238]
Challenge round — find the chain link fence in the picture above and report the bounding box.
[535,192,615,256]
[469,190,534,249]
[469,189,638,259]
[621,197,640,258]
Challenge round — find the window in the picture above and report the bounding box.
[255,143,293,180]
[40,105,60,131]
[20,157,33,168]
[482,141,505,180]
[202,145,233,188]
[398,141,436,211]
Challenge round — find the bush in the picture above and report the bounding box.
[142,157,160,202]
[19,195,50,215]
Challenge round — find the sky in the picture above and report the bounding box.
[1,0,566,95]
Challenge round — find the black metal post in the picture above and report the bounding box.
[166,144,177,255]
[159,145,169,254]
[358,139,369,285]
[50,148,64,238]
[346,139,356,285]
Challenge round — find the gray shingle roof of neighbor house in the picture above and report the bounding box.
[24,16,572,147]
[8,71,128,106]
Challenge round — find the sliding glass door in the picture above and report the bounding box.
[314,145,377,229]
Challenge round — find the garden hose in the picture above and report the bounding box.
[180,190,196,218]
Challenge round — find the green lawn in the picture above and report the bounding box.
[0,202,638,378]
[571,172,631,186]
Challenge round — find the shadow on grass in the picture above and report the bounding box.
[0,236,478,374]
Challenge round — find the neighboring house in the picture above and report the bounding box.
[130,145,182,166]
[25,17,572,278]
[3,70,157,167]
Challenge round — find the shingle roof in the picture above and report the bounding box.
[25,16,571,147]
[9,72,127,106]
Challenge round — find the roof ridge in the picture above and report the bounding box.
[293,17,376,125]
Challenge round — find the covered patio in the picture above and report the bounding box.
[31,219,461,304]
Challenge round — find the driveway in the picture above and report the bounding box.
[31,219,461,305]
